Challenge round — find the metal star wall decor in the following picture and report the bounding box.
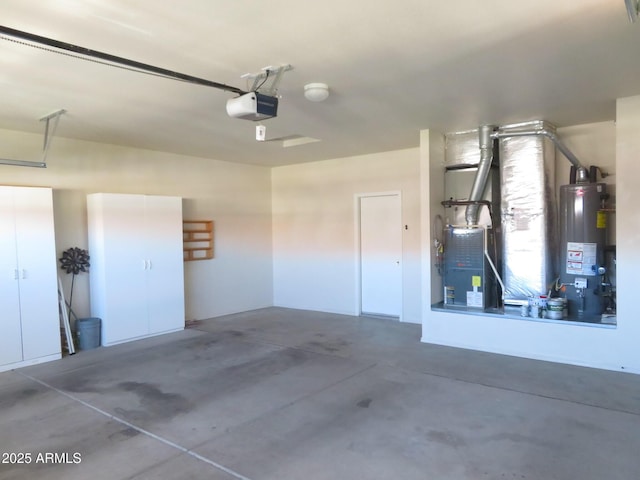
[59,247,90,320]
[59,247,90,275]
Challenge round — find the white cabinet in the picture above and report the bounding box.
[0,186,61,371]
[87,193,185,346]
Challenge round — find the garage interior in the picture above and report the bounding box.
[2,1,640,479]
[4,308,640,480]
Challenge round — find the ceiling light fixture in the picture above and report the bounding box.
[625,0,639,22]
[304,83,329,102]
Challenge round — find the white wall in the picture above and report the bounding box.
[421,111,640,373]
[272,149,422,323]
[0,128,273,322]
[614,95,640,374]
[420,130,445,305]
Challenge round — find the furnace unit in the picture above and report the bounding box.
[443,226,497,310]
[441,127,500,311]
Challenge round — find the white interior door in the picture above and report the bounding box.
[360,194,402,317]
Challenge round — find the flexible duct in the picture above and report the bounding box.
[465,125,495,225]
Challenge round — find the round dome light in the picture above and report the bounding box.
[304,83,329,102]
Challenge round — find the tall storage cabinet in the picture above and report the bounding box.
[87,193,185,346]
[0,186,61,371]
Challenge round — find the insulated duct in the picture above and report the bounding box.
[465,125,496,225]
[498,121,558,304]
[491,125,584,171]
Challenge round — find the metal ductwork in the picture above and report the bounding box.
[497,121,558,304]
[440,119,614,319]
[491,124,585,172]
[465,125,496,225]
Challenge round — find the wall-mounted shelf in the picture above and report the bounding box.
[183,220,214,261]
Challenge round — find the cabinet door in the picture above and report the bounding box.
[94,194,149,345]
[13,187,60,360]
[144,195,185,334]
[0,187,23,365]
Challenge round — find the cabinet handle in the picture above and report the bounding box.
[148,260,152,270]
[22,269,27,279]
[14,269,19,280]
[142,260,147,270]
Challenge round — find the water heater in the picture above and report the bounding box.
[558,182,607,318]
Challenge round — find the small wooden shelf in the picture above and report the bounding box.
[183,220,214,261]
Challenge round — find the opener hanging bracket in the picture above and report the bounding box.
[0,109,66,168]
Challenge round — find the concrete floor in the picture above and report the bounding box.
[1,307,640,480]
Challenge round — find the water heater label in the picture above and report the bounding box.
[597,211,607,229]
[566,242,597,276]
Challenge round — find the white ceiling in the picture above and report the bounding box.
[1,1,639,167]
